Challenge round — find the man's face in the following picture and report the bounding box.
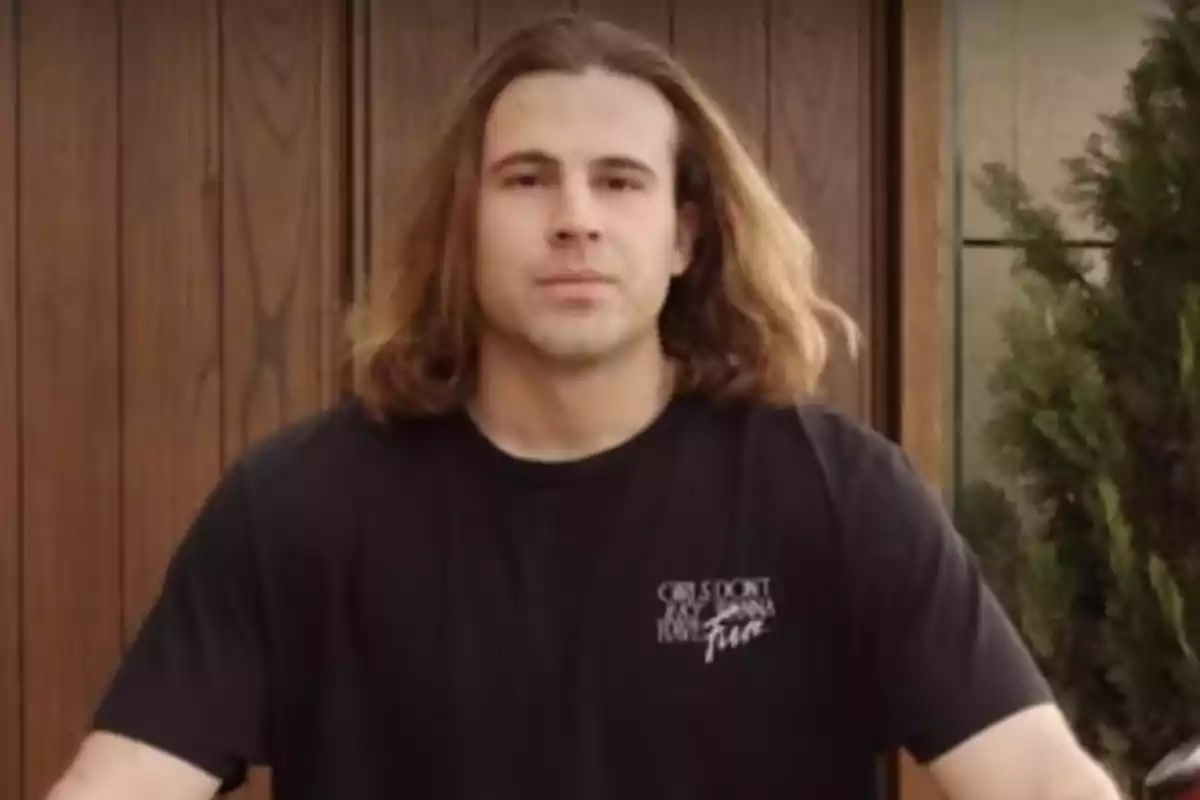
[474,67,694,368]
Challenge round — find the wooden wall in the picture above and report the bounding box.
[0,1,892,798]
[898,0,947,796]
[1,0,18,794]
[1,1,346,797]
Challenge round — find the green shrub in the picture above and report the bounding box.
[956,1,1200,791]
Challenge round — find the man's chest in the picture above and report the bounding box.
[281,469,853,713]
[261,451,879,798]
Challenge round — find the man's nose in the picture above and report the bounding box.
[548,175,601,246]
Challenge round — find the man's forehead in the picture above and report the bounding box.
[482,68,678,164]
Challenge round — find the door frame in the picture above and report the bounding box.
[895,0,947,797]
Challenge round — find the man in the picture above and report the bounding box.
[48,12,1121,800]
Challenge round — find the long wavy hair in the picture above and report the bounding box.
[349,12,859,418]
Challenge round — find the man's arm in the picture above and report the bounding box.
[795,409,1120,798]
[928,704,1122,800]
[46,732,221,800]
[60,459,269,798]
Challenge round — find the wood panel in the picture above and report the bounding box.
[577,0,669,43]
[222,1,347,794]
[769,0,880,422]
[898,0,946,798]
[898,0,944,523]
[0,0,19,796]
[367,0,474,302]
[350,0,369,319]
[671,0,769,167]
[19,0,122,795]
[221,0,344,459]
[119,0,223,644]
[478,0,571,50]
[317,0,348,404]
[0,2,895,796]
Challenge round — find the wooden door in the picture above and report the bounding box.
[0,1,893,798]
[1,1,345,798]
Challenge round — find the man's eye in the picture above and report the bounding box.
[502,173,543,188]
[601,175,643,192]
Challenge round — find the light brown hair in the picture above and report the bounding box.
[349,12,859,418]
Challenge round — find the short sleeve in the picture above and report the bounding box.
[823,421,1054,764]
[93,460,267,792]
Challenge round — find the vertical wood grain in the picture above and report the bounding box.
[0,0,18,795]
[671,0,769,167]
[769,0,878,422]
[478,0,571,50]
[349,0,369,365]
[222,0,344,457]
[222,2,346,793]
[350,0,365,282]
[867,0,890,432]
[19,0,121,794]
[898,1,947,799]
[318,0,348,403]
[367,0,474,306]
[898,0,944,498]
[577,0,669,44]
[119,0,223,645]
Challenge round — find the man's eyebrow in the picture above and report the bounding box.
[487,150,558,174]
[486,150,658,177]
[593,155,657,177]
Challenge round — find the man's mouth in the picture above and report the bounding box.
[535,270,614,287]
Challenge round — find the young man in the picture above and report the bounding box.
[48,13,1121,800]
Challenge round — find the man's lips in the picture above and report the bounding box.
[534,270,614,287]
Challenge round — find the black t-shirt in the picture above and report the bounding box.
[93,393,1053,799]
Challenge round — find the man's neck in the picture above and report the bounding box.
[468,338,676,463]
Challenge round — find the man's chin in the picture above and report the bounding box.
[513,324,616,358]
[532,343,620,370]
[481,323,656,371]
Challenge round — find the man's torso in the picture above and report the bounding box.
[239,395,884,799]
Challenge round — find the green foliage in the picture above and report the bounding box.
[955,1,1200,792]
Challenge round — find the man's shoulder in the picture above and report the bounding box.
[792,402,903,474]
[197,399,461,560]
[713,398,919,522]
[731,398,901,475]
[234,397,369,468]
[229,397,443,504]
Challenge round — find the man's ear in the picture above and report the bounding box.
[673,201,699,277]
